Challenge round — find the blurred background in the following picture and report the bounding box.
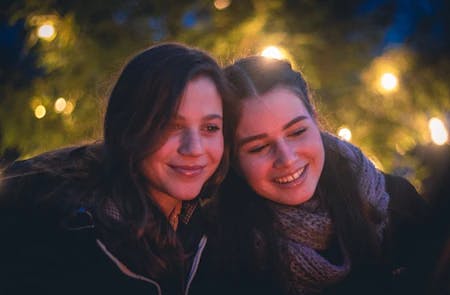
[0,0,449,200]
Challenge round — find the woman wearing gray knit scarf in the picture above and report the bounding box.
[204,56,436,295]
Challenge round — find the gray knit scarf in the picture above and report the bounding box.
[267,132,390,295]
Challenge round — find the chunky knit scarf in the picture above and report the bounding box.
[268,132,390,295]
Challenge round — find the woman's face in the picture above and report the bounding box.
[141,75,224,206]
[236,87,324,206]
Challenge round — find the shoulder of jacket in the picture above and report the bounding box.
[383,173,429,221]
[0,144,103,209]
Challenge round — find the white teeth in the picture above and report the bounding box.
[274,167,305,184]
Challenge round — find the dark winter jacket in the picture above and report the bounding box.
[196,173,437,295]
[0,145,208,295]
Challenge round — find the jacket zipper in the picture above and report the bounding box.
[185,235,207,295]
[96,239,162,295]
[96,235,208,295]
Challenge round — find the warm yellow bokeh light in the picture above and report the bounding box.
[214,0,231,10]
[337,127,352,141]
[63,101,75,115]
[34,105,46,119]
[54,97,67,113]
[37,23,56,41]
[368,155,384,170]
[429,117,448,145]
[380,72,398,91]
[261,46,284,60]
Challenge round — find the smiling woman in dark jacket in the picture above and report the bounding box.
[0,43,233,295]
[199,56,436,295]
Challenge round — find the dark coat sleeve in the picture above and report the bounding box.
[384,174,438,294]
[0,160,70,294]
[0,158,162,295]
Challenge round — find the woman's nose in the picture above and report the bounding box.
[178,129,204,156]
[274,140,297,168]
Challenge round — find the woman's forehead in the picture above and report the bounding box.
[237,87,311,136]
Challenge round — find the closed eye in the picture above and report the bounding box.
[248,144,269,154]
[289,128,306,137]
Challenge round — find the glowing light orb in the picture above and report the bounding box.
[37,23,56,41]
[261,46,284,60]
[214,0,231,10]
[34,105,46,119]
[63,101,75,115]
[380,72,398,91]
[429,117,448,145]
[54,97,67,113]
[337,127,352,141]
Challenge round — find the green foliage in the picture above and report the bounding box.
[1,0,449,188]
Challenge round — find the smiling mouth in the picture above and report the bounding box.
[170,165,205,176]
[274,165,307,184]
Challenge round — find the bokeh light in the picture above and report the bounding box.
[34,105,46,119]
[368,155,384,170]
[380,72,398,91]
[214,0,231,10]
[429,117,448,145]
[63,101,75,115]
[337,127,352,141]
[37,23,56,41]
[261,46,284,60]
[54,97,67,113]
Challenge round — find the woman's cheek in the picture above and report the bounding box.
[239,155,264,180]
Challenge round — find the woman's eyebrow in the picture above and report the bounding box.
[283,115,308,130]
[202,114,223,120]
[238,133,268,147]
[173,114,223,121]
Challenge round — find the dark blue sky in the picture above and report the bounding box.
[357,0,448,54]
[1,0,449,85]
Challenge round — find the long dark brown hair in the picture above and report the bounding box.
[98,43,233,283]
[218,56,381,284]
[0,43,233,288]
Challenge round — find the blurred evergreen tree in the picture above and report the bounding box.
[1,0,449,188]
